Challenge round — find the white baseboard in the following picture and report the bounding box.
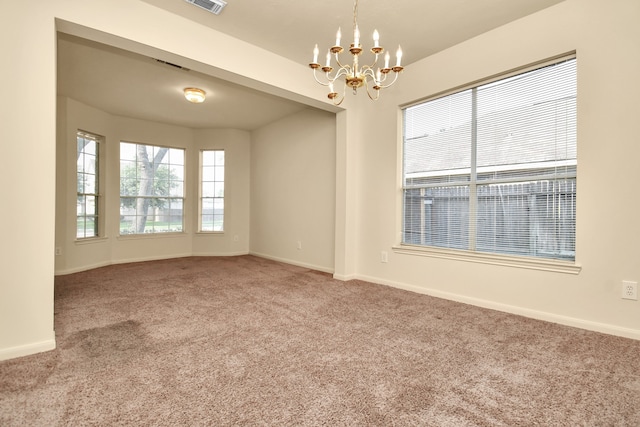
[191,251,250,257]
[55,252,246,276]
[333,273,358,281]
[0,335,56,361]
[249,251,334,274]
[357,274,640,341]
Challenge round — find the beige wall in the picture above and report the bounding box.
[250,109,336,272]
[351,0,640,338]
[192,129,251,256]
[2,0,639,360]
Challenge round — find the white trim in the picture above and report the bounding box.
[74,236,109,245]
[0,335,56,361]
[333,273,358,281]
[249,251,334,274]
[191,251,249,257]
[55,253,192,276]
[116,232,187,240]
[393,244,581,275]
[356,274,640,341]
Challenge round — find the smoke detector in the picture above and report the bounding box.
[184,0,227,15]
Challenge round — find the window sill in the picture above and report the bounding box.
[75,236,108,245]
[117,232,186,240]
[195,231,224,236]
[391,244,582,275]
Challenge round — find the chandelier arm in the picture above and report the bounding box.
[363,79,381,101]
[331,81,347,106]
[361,53,382,72]
[366,87,381,101]
[360,66,377,79]
[333,67,351,81]
[333,53,349,69]
[376,71,401,89]
[312,68,332,86]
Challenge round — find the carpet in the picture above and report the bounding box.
[1,255,639,426]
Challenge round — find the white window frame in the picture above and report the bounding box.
[199,149,225,233]
[119,141,185,235]
[396,55,581,274]
[76,131,102,240]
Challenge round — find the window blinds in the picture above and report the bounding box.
[403,57,577,260]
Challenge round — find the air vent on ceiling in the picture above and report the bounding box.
[184,0,227,15]
[154,59,190,71]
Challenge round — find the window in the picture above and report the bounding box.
[200,150,225,232]
[77,131,101,239]
[119,142,185,234]
[402,57,576,261]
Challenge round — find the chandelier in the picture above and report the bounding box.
[309,0,403,105]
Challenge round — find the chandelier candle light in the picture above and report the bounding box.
[309,0,403,105]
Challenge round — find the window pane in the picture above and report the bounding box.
[120,142,137,161]
[404,186,469,249]
[202,198,214,212]
[404,90,473,185]
[202,165,215,181]
[202,182,215,197]
[214,166,224,181]
[215,182,225,198]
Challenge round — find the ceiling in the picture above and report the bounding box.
[57,34,308,131]
[57,0,564,130]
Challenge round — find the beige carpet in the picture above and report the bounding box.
[1,255,639,426]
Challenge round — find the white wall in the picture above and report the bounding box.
[250,109,336,272]
[1,5,58,360]
[350,0,640,339]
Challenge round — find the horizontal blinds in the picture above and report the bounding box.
[404,89,473,185]
[402,57,577,260]
[476,59,577,181]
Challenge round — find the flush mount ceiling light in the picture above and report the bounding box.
[184,87,206,103]
[309,0,404,105]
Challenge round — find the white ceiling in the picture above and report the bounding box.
[57,34,308,130]
[57,0,564,130]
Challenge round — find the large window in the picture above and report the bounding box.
[119,142,185,234]
[77,131,101,239]
[402,57,577,261]
[199,150,225,232]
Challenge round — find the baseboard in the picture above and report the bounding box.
[249,251,334,274]
[191,251,250,257]
[56,252,194,276]
[333,273,358,281]
[357,274,640,341]
[0,335,56,361]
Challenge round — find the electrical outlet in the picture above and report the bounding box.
[381,251,388,263]
[297,241,302,250]
[622,281,638,300]
[55,247,62,256]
